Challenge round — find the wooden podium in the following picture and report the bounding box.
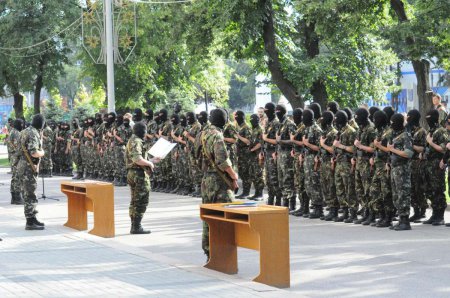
[200,203,290,288]
[61,181,115,238]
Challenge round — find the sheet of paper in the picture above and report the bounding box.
[148,138,177,159]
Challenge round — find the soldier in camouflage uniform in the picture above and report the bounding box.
[234,110,252,199]
[353,108,377,224]
[247,114,264,200]
[422,109,448,226]
[171,114,190,195]
[70,119,83,179]
[433,93,448,127]
[184,112,203,196]
[406,109,428,222]
[319,111,339,221]
[114,114,132,186]
[92,114,104,179]
[386,113,414,230]
[84,117,96,179]
[302,108,323,218]
[157,109,174,192]
[40,123,54,177]
[169,114,183,193]
[191,111,209,197]
[333,111,358,223]
[9,119,24,204]
[200,109,238,259]
[344,108,359,131]
[126,122,157,234]
[275,104,296,210]
[56,122,72,176]
[369,111,394,228]
[223,113,238,169]
[261,102,281,205]
[18,114,46,230]
[53,122,62,175]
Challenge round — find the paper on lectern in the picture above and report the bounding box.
[148,138,177,159]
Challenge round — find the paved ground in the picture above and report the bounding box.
[1,167,450,297]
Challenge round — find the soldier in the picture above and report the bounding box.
[383,106,395,123]
[368,106,380,123]
[114,114,132,186]
[144,109,158,150]
[387,113,414,230]
[9,119,24,205]
[184,112,203,196]
[171,114,190,195]
[344,107,359,131]
[302,108,323,218]
[422,109,448,225]
[406,109,427,222]
[327,101,339,114]
[353,108,377,224]
[5,118,13,164]
[319,111,339,220]
[247,114,264,200]
[157,109,174,192]
[70,119,83,179]
[223,111,238,169]
[333,111,358,223]
[18,114,46,230]
[261,102,281,205]
[432,93,448,127]
[85,117,97,179]
[40,122,54,177]
[126,122,158,234]
[169,114,183,193]
[234,110,252,199]
[133,108,144,123]
[200,109,239,260]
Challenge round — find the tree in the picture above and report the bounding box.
[43,89,65,121]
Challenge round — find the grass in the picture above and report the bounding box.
[0,157,9,167]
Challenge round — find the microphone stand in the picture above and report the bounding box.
[39,173,59,201]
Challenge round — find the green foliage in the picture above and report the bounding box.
[43,89,65,121]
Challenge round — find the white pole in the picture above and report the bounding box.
[105,0,115,112]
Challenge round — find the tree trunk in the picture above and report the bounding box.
[412,59,433,128]
[13,92,24,119]
[261,0,303,108]
[34,73,43,114]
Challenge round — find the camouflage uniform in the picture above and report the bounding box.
[292,124,308,213]
[9,128,21,194]
[236,122,252,194]
[71,127,83,177]
[390,130,414,217]
[303,121,323,208]
[171,123,185,189]
[115,124,133,183]
[18,127,42,219]
[126,134,150,218]
[334,124,357,209]
[40,126,54,175]
[319,125,338,208]
[248,124,264,193]
[200,124,234,256]
[223,122,238,168]
[410,125,427,211]
[187,121,203,190]
[277,116,297,207]
[159,120,174,186]
[263,117,281,203]
[85,125,97,177]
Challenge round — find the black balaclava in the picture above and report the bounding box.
[145,109,153,121]
[49,121,56,130]
[82,119,88,129]
[321,111,334,130]
[116,114,124,127]
[275,104,287,122]
[87,117,94,127]
[25,122,31,128]
[343,108,353,121]
[250,114,259,129]
[235,110,246,126]
[264,102,276,121]
[355,108,369,127]
[373,110,388,131]
[335,110,348,130]
[198,111,208,125]
[102,113,108,124]
[123,117,130,128]
[180,114,187,127]
[95,113,102,124]
[186,112,196,125]
[369,106,380,122]
[154,114,161,125]
[72,118,79,129]
[391,113,405,132]
[107,112,116,125]
[31,114,45,130]
[303,109,314,127]
[133,122,147,139]
[13,119,24,132]
[293,108,303,126]
[327,101,339,114]
[406,109,421,128]
[63,122,70,131]
[383,106,395,122]
[158,109,168,122]
[309,103,322,120]
[171,114,180,126]
[209,109,227,129]
[426,109,439,129]
[133,108,143,122]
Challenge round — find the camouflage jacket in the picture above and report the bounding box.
[8,128,19,154]
[43,126,54,151]
[335,124,356,162]
[390,129,414,165]
[116,124,133,146]
[374,126,392,162]
[277,116,296,150]
[187,121,202,154]
[355,122,376,158]
[249,125,263,156]
[293,124,306,154]
[145,119,158,146]
[126,134,147,170]
[223,122,238,147]
[320,125,337,158]
[304,122,322,154]
[160,120,173,139]
[425,126,448,160]
[263,117,280,152]
[201,125,232,173]
[70,127,82,147]
[172,124,185,149]
[236,122,251,152]
[19,126,42,166]
[411,125,427,159]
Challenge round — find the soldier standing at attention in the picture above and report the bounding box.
[126,122,159,234]
[200,109,239,260]
[40,122,54,177]
[247,114,265,201]
[261,102,281,205]
[9,119,24,205]
[387,113,414,230]
[223,111,238,169]
[114,114,132,186]
[70,119,83,180]
[19,114,46,230]
[184,112,202,196]
[234,110,252,199]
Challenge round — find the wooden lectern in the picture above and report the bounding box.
[61,181,115,238]
[200,203,290,288]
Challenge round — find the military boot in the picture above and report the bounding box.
[392,215,411,231]
[282,198,289,208]
[236,187,250,199]
[409,207,422,223]
[422,209,437,224]
[288,200,296,212]
[275,195,282,206]
[324,207,338,221]
[308,205,323,219]
[248,189,263,201]
[170,184,180,194]
[12,193,24,205]
[431,208,445,226]
[377,211,393,228]
[362,210,376,226]
[302,200,310,218]
[353,208,369,224]
[335,207,348,222]
[25,217,45,230]
[158,182,167,193]
[267,195,274,205]
[344,208,357,223]
[130,216,151,234]
[164,181,173,193]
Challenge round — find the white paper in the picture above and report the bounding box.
[148,138,177,159]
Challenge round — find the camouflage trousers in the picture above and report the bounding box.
[391,162,411,217]
[10,155,21,193]
[293,153,308,207]
[304,154,322,206]
[106,147,115,178]
[249,154,264,191]
[237,150,252,191]
[72,145,83,174]
[201,171,233,256]
[18,159,38,219]
[161,155,172,183]
[264,151,281,198]
[128,168,150,218]
[41,145,53,172]
[189,153,202,187]
[320,156,338,208]
[368,160,393,213]
[423,158,447,211]
[335,160,357,208]
[115,145,127,179]
[174,148,189,187]
[355,157,372,209]
[276,150,295,201]
[410,159,427,210]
